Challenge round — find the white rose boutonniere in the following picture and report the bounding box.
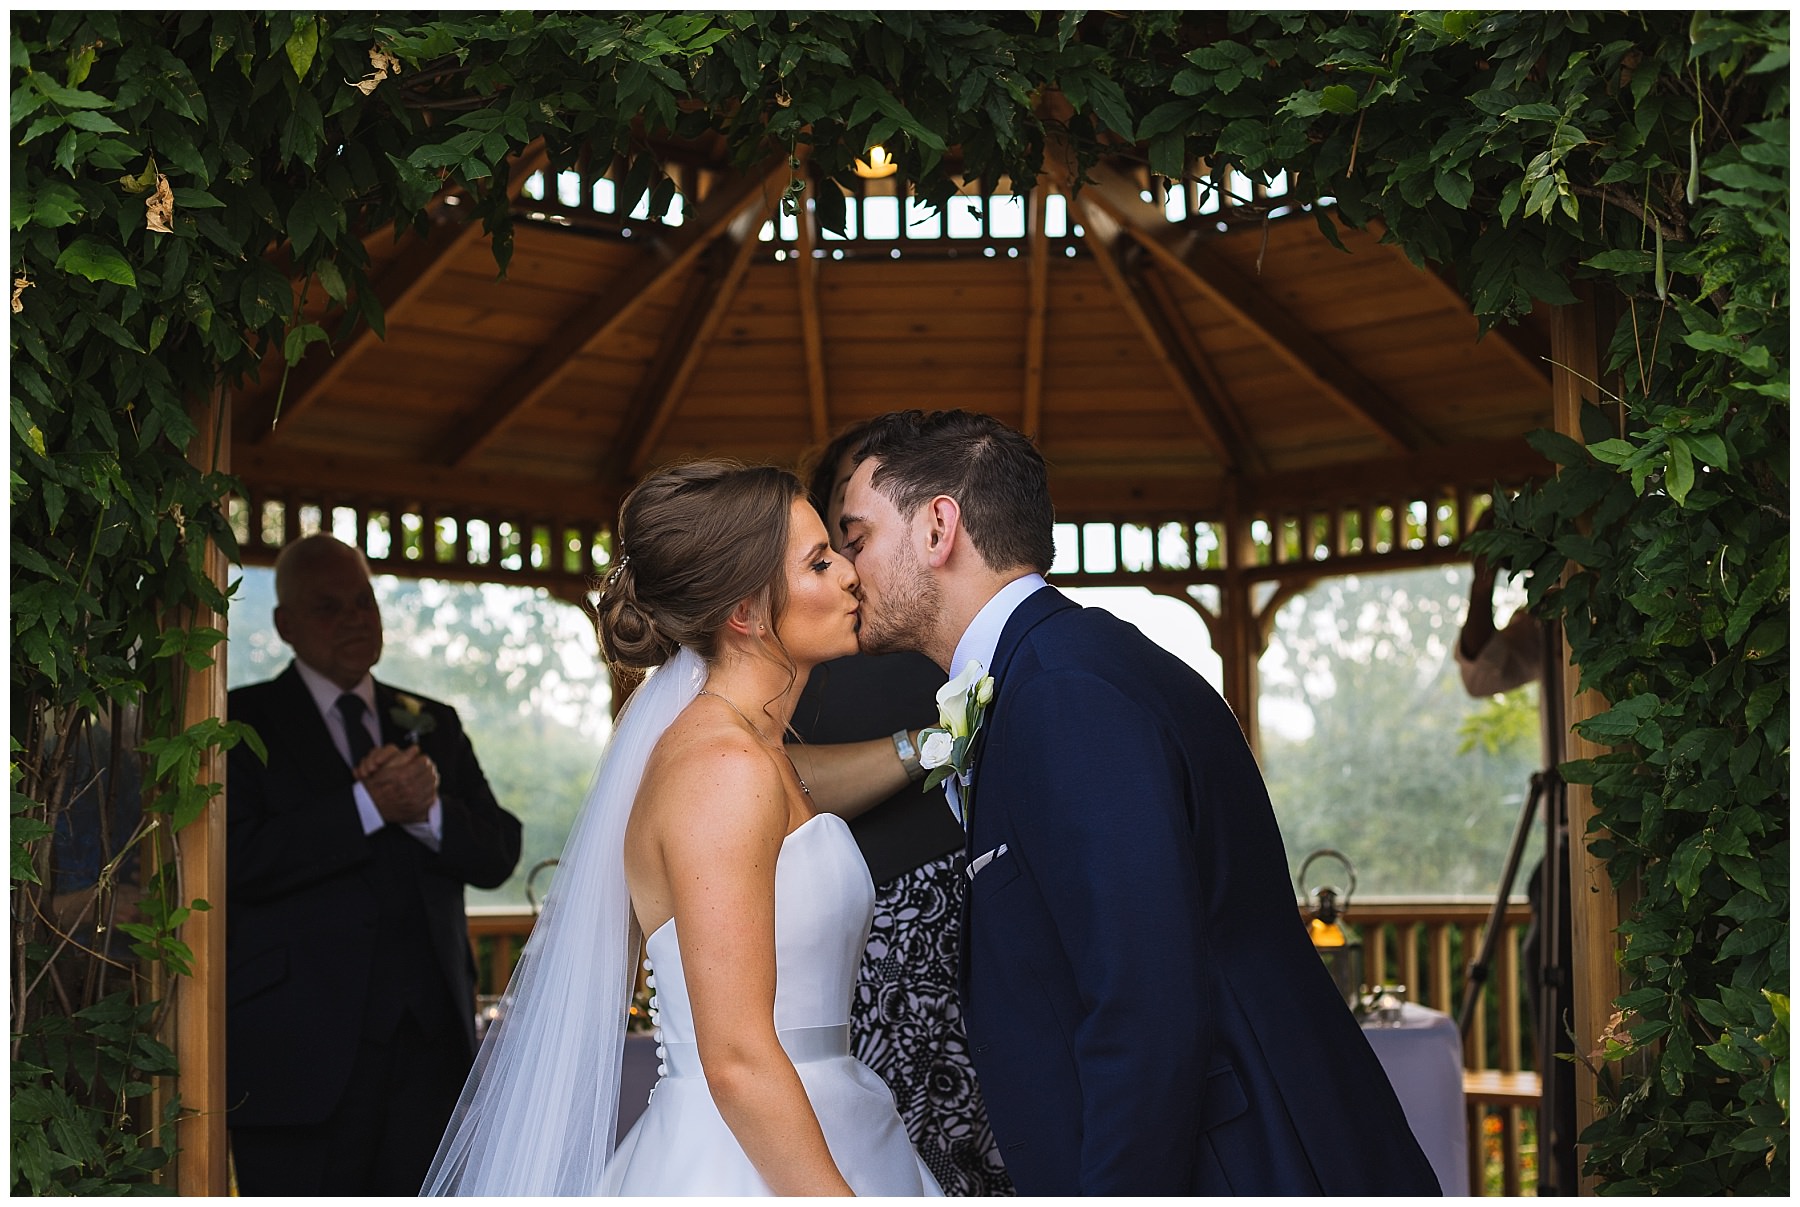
[388,692,438,747]
[918,659,996,822]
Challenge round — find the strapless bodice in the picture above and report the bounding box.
[642,812,875,1052]
[608,811,938,1195]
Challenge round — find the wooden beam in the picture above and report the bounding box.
[1067,194,1250,473]
[1236,436,1550,512]
[242,143,551,444]
[1133,254,1266,475]
[1219,481,1260,747]
[440,156,791,468]
[1071,158,1434,453]
[231,447,615,524]
[598,249,730,483]
[1035,433,1549,520]
[241,214,468,443]
[794,174,831,444]
[1023,182,1051,439]
[625,185,784,478]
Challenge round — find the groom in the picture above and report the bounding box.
[838,410,1440,1195]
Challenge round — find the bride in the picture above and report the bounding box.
[423,461,942,1196]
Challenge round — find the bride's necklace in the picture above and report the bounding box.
[697,688,810,797]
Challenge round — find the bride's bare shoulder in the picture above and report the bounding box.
[637,709,786,835]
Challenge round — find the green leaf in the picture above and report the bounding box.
[62,109,125,134]
[1674,431,1729,471]
[284,17,320,81]
[1502,102,1563,122]
[54,237,135,287]
[1586,437,1637,466]
[315,258,346,303]
[1664,438,1694,505]
[25,181,85,227]
[1084,74,1134,139]
[1434,167,1473,209]
[1582,249,1657,273]
[1318,84,1359,114]
[282,323,327,366]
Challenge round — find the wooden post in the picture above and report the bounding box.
[174,390,231,1194]
[1218,487,1262,751]
[1548,286,1626,1194]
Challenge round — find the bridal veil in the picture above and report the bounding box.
[423,647,707,1195]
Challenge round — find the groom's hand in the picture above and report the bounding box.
[357,744,439,824]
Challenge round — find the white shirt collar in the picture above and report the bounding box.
[948,573,1047,684]
[292,657,375,719]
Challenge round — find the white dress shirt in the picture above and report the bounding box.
[293,658,443,850]
[941,572,1047,823]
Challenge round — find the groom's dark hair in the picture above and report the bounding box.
[852,410,1055,574]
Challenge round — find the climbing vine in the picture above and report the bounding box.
[12,10,1785,1192]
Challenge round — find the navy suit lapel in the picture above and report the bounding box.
[986,584,1077,689]
[963,583,1077,826]
[958,585,1078,989]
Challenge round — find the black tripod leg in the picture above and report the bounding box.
[1538,773,1578,1195]
[1458,772,1546,1035]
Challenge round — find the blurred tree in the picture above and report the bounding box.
[1259,567,1540,897]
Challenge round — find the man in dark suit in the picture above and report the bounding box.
[226,535,521,1195]
[838,410,1440,1195]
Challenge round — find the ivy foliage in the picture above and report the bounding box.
[11,10,1787,1193]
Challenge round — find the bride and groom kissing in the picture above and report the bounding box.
[425,409,1439,1195]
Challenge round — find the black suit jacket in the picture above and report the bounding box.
[225,665,522,1129]
[959,587,1439,1194]
[790,651,964,886]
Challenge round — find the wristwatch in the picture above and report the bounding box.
[891,729,925,783]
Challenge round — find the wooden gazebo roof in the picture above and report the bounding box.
[229,146,1555,594]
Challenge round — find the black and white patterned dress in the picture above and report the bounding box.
[851,853,1015,1196]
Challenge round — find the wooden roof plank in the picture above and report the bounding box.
[1023,181,1051,439]
[243,143,550,445]
[1074,160,1435,453]
[794,175,831,444]
[623,183,786,479]
[598,249,730,484]
[440,155,792,468]
[1069,194,1251,474]
[1363,217,1553,390]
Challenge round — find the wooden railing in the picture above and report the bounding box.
[468,897,1540,1195]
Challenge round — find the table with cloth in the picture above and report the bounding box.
[1361,1001,1470,1195]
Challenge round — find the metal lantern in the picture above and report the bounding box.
[1297,848,1364,1014]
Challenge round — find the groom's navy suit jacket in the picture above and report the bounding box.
[225,665,522,1131]
[959,587,1439,1195]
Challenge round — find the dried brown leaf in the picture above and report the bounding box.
[351,46,401,96]
[13,276,34,314]
[145,173,174,234]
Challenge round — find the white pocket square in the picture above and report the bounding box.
[966,843,1009,881]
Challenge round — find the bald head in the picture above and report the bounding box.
[272,535,383,689]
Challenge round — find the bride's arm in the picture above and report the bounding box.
[656,744,855,1196]
[785,731,922,818]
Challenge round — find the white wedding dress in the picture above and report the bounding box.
[604,812,943,1196]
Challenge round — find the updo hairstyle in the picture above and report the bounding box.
[597,460,804,671]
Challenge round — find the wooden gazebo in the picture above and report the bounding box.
[175,143,1619,1192]
[226,144,1560,733]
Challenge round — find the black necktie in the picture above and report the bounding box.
[337,692,376,768]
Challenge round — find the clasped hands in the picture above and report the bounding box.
[355,743,440,825]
